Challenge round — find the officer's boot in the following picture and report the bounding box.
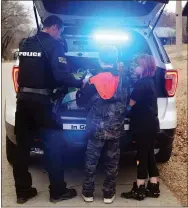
[146,181,160,198]
[121,182,146,201]
[49,184,77,203]
[16,187,37,204]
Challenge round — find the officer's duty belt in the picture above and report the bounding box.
[19,87,55,96]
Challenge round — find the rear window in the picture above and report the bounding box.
[63,30,151,55]
[42,0,160,17]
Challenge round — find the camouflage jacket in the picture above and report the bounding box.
[85,71,129,140]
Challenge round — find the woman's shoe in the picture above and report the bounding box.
[121,182,146,201]
[146,181,160,198]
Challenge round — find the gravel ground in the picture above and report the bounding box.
[158,44,188,207]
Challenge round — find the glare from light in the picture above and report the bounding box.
[93,31,129,43]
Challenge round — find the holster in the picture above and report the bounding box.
[50,88,68,113]
[51,88,67,102]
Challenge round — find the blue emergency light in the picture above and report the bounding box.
[93,31,129,43]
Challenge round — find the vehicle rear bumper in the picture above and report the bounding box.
[5,121,176,152]
[120,129,176,152]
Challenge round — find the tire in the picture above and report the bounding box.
[155,145,173,163]
[6,136,17,165]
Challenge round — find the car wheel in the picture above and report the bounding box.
[155,145,173,163]
[6,136,17,165]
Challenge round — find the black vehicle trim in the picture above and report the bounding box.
[152,32,165,63]
[154,67,168,98]
[153,32,171,63]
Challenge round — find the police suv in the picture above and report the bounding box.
[5,0,178,164]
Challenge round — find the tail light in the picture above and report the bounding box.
[165,70,178,97]
[12,66,19,93]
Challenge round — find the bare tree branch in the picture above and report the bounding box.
[2,30,9,40]
[1,1,32,59]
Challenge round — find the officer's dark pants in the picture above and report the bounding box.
[133,133,159,179]
[82,135,120,195]
[13,94,66,197]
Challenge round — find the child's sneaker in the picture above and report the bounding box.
[103,192,115,204]
[146,181,160,198]
[121,182,146,201]
[81,191,94,202]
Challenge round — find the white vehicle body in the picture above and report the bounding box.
[5,0,178,163]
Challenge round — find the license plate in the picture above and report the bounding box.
[63,124,129,131]
[63,124,87,130]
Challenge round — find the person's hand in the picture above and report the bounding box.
[82,78,88,88]
[82,71,92,88]
[117,62,125,72]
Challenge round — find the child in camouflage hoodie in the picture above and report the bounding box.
[77,46,128,204]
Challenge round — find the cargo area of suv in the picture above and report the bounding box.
[6,0,178,164]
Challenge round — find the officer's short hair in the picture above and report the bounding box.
[43,15,63,29]
[98,46,118,65]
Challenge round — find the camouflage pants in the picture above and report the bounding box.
[82,136,120,194]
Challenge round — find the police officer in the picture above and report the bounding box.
[13,15,83,204]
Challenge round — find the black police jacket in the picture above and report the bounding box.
[18,32,82,89]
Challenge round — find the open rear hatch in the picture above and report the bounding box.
[34,0,169,30]
[33,0,170,131]
[34,0,169,112]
